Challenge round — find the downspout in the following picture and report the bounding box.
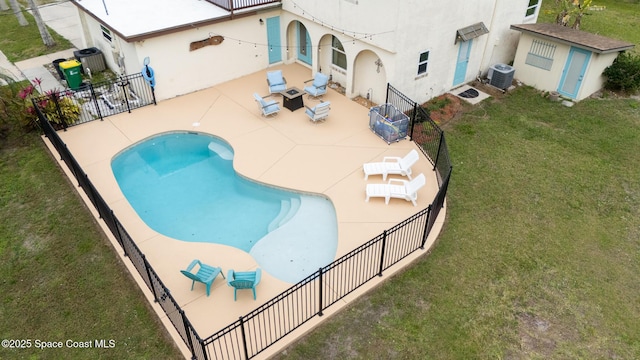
[479,0,499,79]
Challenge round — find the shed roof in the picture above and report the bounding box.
[510,23,634,54]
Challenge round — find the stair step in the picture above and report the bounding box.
[267,200,290,232]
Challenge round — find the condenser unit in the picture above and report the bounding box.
[74,47,106,74]
[487,63,515,90]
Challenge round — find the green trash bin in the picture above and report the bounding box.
[59,59,83,89]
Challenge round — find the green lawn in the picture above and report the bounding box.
[539,0,640,54]
[0,9,73,62]
[274,86,640,359]
[0,9,184,360]
[274,2,640,359]
[2,1,639,359]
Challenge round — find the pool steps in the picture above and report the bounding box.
[207,141,233,160]
[268,197,301,232]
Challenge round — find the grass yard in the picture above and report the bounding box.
[0,9,183,360]
[274,1,640,359]
[0,131,184,359]
[538,0,640,55]
[1,1,639,359]
[0,8,73,62]
[274,85,640,360]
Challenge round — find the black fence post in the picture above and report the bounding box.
[239,316,249,360]
[433,131,444,171]
[318,268,324,316]
[51,93,68,131]
[378,230,387,277]
[180,309,197,360]
[88,83,104,121]
[110,211,124,249]
[385,83,390,104]
[409,102,418,141]
[118,78,132,113]
[143,255,159,302]
[420,204,433,249]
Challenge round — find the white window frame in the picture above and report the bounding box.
[100,24,112,43]
[525,39,556,70]
[331,36,347,71]
[524,0,541,20]
[417,50,430,76]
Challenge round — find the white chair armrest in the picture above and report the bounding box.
[387,178,408,185]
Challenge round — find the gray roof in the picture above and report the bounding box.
[511,23,634,54]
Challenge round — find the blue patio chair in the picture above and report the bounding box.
[305,101,331,123]
[303,72,329,100]
[227,268,262,301]
[253,93,281,117]
[180,259,224,297]
[266,70,287,94]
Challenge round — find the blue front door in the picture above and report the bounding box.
[266,17,281,64]
[297,22,311,65]
[558,47,591,99]
[453,39,472,86]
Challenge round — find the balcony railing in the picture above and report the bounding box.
[205,0,281,12]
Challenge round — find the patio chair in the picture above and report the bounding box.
[227,268,262,301]
[180,259,225,297]
[363,149,419,181]
[365,173,426,206]
[253,93,281,117]
[304,101,331,123]
[266,70,287,94]
[303,72,329,100]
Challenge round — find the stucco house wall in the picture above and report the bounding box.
[512,33,572,92]
[577,52,618,100]
[511,24,634,101]
[72,0,540,103]
[80,9,282,100]
[281,0,538,104]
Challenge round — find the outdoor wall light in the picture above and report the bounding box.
[259,19,264,25]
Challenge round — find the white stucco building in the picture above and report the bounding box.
[71,0,543,103]
[510,23,634,101]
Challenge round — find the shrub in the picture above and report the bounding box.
[17,79,80,128]
[603,52,640,93]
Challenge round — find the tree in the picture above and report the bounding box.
[9,0,28,26]
[26,0,56,47]
[554,0,593,29]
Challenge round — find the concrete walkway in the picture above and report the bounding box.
[0,1,82,92]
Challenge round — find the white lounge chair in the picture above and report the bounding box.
[363,149,419,181]
[365,173,426,206]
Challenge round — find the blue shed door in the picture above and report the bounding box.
[266,17,281,64]
[453,39,472,86]
[558,46,591,99]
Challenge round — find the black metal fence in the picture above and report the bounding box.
[32,72,156,130]
[205,0,281,12]
[34,82,451,360]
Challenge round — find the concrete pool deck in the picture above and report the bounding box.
[46,62,446,359]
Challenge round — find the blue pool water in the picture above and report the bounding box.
[111,132,338,283]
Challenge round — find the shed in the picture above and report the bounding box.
[510,23,634,101]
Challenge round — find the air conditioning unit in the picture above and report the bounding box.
[74,47,106,74]
[487,63,515,90]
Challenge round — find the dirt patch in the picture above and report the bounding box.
[421,93,465,125]
[352,95,377,109]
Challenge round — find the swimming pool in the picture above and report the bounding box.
[111,132,338,283]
